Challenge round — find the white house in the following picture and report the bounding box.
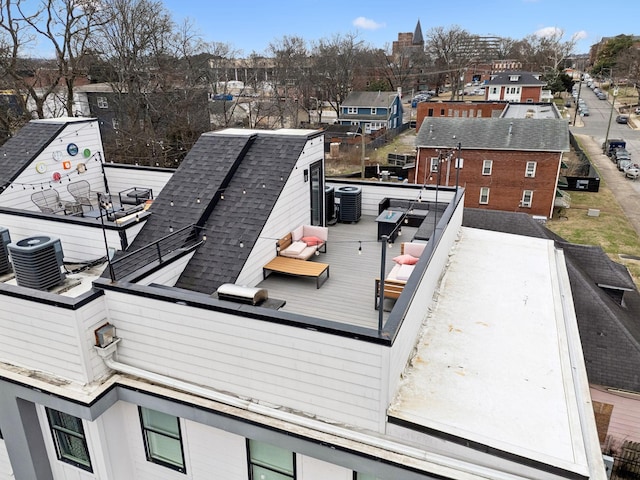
[0,118,606,479]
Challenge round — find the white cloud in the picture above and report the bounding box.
[572,30,588,41]
[352,17,385,30]
[534,26,563,39]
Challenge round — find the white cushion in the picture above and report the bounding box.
[395,264,414,281]
[403,242,427,258]
[292,225,304,242]
[283,241,307,255]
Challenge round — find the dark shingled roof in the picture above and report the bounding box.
[341,91,399,108]
[486,71,546,86]
[462,208,640,392]
[126,130,316,295]
[0,121,67,187]
[416,117,570,152]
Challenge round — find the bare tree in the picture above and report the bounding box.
[511,30,576,72]
[266,35,308,127]
[425,26,476,100]
[311,32,366,117]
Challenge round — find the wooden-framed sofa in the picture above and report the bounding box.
[375,241,427,309]
[277,225,328,260]
[262,225,330,288]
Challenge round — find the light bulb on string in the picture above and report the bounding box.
[358,241,362,255]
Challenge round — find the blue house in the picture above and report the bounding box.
[338,91,403,134]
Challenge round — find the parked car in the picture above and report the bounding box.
[616,115,629,124]
[617,159,632,171]
[597,92,607,100]
[625,166,640,180]
[634,107,640,115]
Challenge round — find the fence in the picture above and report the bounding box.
[108,224,203,280]
[611,441,640,480]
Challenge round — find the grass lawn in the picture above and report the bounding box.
[547,186,640,285]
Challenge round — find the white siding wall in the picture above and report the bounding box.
[236,136,324,288]
[0,440,12,480]
[0,212,124,262]
[298,456,352,480]
[329,181,456,217]
[105,291,387,431]
[135,252,195,287]
[103,165,173,200]
[110,401,352,480]
[0,293,109,384]
[590,387,640,444]
[386,198,464,419]
[0,120,107,211]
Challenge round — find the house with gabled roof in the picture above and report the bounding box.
[338,91,403,135]
[0,119,608,479]
[413,117,569,218]
[485,71,547,103]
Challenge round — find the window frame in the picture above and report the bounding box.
[96,96,108,109]
[479,187,490,204]
[482,159,493,175]
[521,190,534,208]
[247,439,296,480]
[46,408,93,472]
[370,107,377,115]
[347,107,357,114]
[139,407,186,473]
[430,157,439,173]
[525,161,537,178]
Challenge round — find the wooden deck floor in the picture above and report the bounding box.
[258,216,418,330]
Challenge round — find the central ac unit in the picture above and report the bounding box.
[0,227,11,275]
[8,235,65,290]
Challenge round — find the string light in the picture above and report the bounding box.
[358,241,362,255]
[169,225,173,233]
[239,240,244,248]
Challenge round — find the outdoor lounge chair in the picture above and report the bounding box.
[31,189,65,214]
[67,180,100,211]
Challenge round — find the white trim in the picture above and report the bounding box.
[482,160,493,175]
[479,187,490,204]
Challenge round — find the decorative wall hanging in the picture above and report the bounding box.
[67,143,78,156]
[52,151,63,162]
[52,172,61,181]
[35,162,47,174]
[83,148,91,158]
[76,163,87,173]
[62,161,72,170]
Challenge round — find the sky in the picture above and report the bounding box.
[160,0,639,56]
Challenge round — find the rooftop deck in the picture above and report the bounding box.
[258,215,421,331]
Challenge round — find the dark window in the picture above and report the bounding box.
[247,439,295,480]
[46,408,92,472]
[139,407,186,473]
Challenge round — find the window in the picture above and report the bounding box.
[482,160,493,175]
[139,407,186,473]
[455,157,464,169]
[521,190,533,208]
[347,107,357,114]
[491,87,498,95]
[96,96,108,109]
[370,107,377,115]
[46,408,92,472]
[479,187,490,204]
[525,161,537,177]
[430,157,439,173]
[248,439,295,480]
[112,118,119,130]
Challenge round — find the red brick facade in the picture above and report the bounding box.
[416,102,506,132]
[412,147,561,217]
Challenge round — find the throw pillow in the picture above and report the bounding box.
[393,254,418,265]
[302,236,323,247]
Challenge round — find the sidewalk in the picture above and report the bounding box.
[574,134,640,239]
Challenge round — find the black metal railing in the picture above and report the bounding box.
[108,224,203,281]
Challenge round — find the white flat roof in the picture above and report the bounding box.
[388,227,591,475]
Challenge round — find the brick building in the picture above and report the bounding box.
[485,71,546,103]
[412,117,569,217]
[416,101,507,131]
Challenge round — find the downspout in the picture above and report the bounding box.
[95,341,536,480]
